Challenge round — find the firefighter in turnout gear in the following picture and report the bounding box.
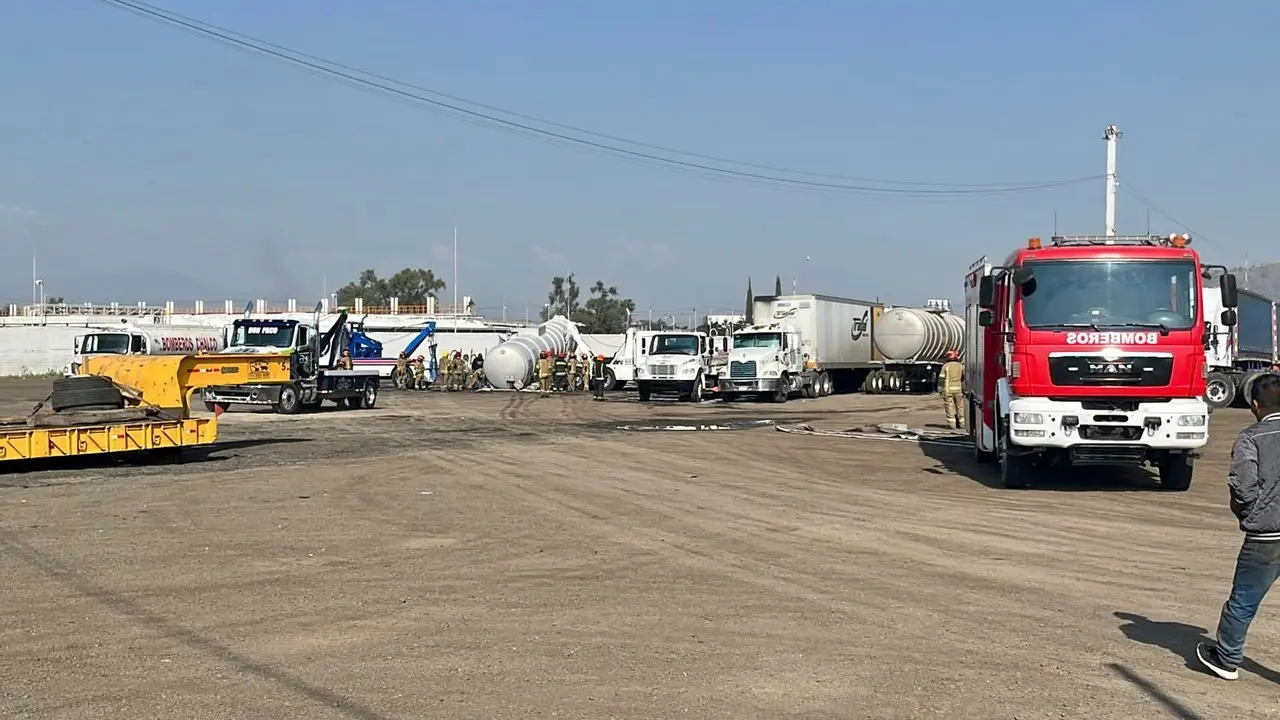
[552,352,569,392]
[590,354,608,400]
[939,349,965,430]
[568,353,581,392]
[394,352,408,389]
[336,348,353,370]
[536,351,554,397]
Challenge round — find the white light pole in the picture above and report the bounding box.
[1103,125,1122,238]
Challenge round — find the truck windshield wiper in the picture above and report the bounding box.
[1109,321,1171,336]
[1034,322,1101,332]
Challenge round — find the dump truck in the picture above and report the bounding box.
[200,311,380,414]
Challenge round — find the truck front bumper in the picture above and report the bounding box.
[639,378,695,393]
[1007,397,1209,451]
[718,378,781,392]
[202,384,282,406]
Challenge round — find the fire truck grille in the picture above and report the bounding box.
[1048,355,1173,387]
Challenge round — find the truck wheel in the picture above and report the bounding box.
[604,367,624,391]
[1205,373,1236,409]
[637,382,652,402]
[1158,453,1194,491]
[1000,452,1032,489]
[817,372,831,397]
[689,376,704,403]
[1241,372,1263,408]
[353,380,378,409]
[276,385,301,415]
[773,375,790,403]
[51,376,126,413]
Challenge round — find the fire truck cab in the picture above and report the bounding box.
[964,234,1239,490]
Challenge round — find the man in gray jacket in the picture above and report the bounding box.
[1198,373,1280,680]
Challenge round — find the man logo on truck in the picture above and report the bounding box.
[851,310,870,341]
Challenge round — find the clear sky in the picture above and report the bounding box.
[3,0,1277,318]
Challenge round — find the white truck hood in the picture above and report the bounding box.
[726,347,778,363]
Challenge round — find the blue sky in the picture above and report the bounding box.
[3,0,1277,317]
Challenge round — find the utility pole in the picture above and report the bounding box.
[452,227,458,314]
[1104,124,1122,238]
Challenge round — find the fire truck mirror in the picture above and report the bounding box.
[977,276,995,308]
[1010,266,1035,288]
[1220,273,1239,308]
[978,309,994,327]
[1221,308,1238,328]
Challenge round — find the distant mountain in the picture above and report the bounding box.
[1234,262,1280,300]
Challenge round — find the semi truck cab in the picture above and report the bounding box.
[966,234,1239,490]
[634,331,720,402]
[721,326,802,402]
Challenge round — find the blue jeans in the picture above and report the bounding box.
[1216,539,1280,667]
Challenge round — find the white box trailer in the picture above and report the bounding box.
[720,294,881,401]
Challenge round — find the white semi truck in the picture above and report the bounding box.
[1203,287,1279,408]
[719,294,880,403]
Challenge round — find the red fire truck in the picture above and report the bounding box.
[964,234,1239,490]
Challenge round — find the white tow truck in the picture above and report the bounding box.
[634,331,727,402]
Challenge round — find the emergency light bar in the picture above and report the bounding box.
[1043,234,1191,248]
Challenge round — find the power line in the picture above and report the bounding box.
[1116,176,1217,246]
[95,0,1102,197]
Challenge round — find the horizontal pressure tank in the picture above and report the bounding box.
[483,316,577,389]
[874,308,965,363]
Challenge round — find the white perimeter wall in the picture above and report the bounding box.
[0,319,627,377]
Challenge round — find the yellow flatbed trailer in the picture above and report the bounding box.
[0,416,217,464]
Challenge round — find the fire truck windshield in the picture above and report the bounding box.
[1020,259,1199,331]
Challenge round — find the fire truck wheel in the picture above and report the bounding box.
[998,438,1032,489]
[1205,373,1236,409]
[1158,453,1194,491]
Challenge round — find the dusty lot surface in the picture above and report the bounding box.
[0,377,1274,719]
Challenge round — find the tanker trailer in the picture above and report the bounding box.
[483,316,579,389]
[866,306,965,393]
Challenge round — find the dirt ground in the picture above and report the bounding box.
[0,377,1274,719]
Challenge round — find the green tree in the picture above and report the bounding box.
[577,281,636,333]
[774,275,783,296]
[744,278,754,324]
[541,274,582,321]
[336,268,445,307]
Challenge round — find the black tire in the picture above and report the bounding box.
[818,372,832,397]
[1205,372,1236,409]
[773,375,789,403]
[689,376,704,403]
[275,384,301,415]
[971,401,996,464]
[604,367,624,391]
[998,425,1031,488]
[1241,372,1263,409]
[637,382,652,402]
[1159,453,1194,491]
[50,376,125,412]
[351,380,377,409]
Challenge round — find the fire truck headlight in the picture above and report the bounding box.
[1013,412,1044,425]
[1177,414,1206,427]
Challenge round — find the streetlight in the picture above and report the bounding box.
[35,279,45,322]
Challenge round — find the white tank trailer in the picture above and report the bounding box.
[865,307,966,394]
[483,315,578,389]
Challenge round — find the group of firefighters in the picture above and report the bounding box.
[533,350,610,399]
[342,343,967,424]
